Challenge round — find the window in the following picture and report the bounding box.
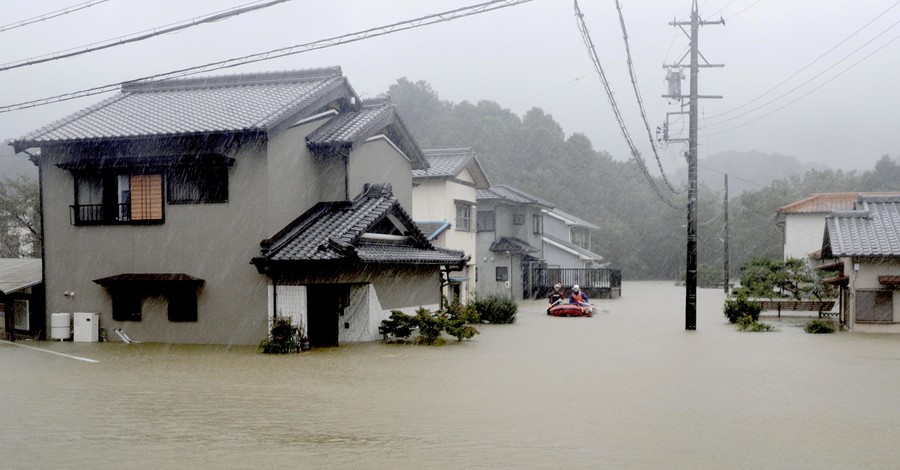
[168,165,228,204]
[112,290,142,321]
[856,290,893,323]
[572,229,589,249]
[13,299,29,330]
[513,213,525,225]
[73,172,164,225]
[168,291,198,322]
[456,201,472,231]
[496,266,509,282]
[533,214,542,234]
[477,210,496,232]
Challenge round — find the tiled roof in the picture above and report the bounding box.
[306,99,393,148]
[824,196,900,257]
[13,67,349,150]
[779,192,900,214]
[543,233,604,261]
[489,236,540,254]
[255,184,467,266]
[306,98,427,169]
[414,148,491,189]
[0,258,42,295]
[414,148,475,178]
[477,184,554,208]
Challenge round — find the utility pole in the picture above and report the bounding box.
[664,1,723,330]
[724,174,729,295]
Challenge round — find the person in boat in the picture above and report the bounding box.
[548,283,565,305]
[568,285,590,306]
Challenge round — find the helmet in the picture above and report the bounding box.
[554,283,561,289]
[573,285,580,292]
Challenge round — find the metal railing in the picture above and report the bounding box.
[528,267,622,299]
[70,203,132,225]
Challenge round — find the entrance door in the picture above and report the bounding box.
[306,285,349,347]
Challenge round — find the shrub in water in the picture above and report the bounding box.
[735,314,776,332]
[723,294,762,324]
[259,317,299,354]
[804,319,836,334]
[378,310,417,342]
[415,307,446,345]
[472,294,518,324]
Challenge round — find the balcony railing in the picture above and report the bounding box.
[70,204,162,225]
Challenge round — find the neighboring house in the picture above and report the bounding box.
[822,195,900,333]
[11,67,465,345]
[542,208,605,269]
[475,185,552,300]
[0,258,43,340]
[411,148,491,304]
[778,192,900,262]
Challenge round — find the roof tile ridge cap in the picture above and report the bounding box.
[123,67,343,93]
[254,74,346,130]
[16,92,127,142]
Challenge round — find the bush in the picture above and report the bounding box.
[378,310,418,342]
[805,319,836,334]
[259,317,299,354]
[735,314,776,332]
[471,294,518,324]
[378,306,479,345]
[723,294,762,324]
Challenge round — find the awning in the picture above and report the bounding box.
[816,261,844,272]
[93,273,204,288]
[879,276,900,287]
[823,275,849,286]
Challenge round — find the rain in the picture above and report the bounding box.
[2,1,900,468]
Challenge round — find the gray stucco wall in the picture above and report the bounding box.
[40,138,271,345]
[348,138,414,210]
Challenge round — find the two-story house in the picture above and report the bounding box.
[475,185,552,300]
[12,67,466,346]
[411,148,491,304]
[542,208,605,269]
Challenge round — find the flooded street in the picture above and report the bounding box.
[4,281,900,469]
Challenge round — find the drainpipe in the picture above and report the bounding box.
[271,275,278,327]
[342,148,350,201]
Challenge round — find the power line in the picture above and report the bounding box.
[0,0,293,73]
[723,0,764,21]
[704,0,900,122]
[705,23,900,137]
[614,0,684,193]
[0,0,534,114]
[573,0,681,210]
[0,0,111,33]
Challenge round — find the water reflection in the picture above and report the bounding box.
[4,281,900,468]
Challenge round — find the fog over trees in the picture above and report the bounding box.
[387,78,900,280]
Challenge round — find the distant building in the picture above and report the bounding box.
[412,148,490,304]
[778,192,900,262]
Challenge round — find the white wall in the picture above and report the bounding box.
[848,258,900,332]
[783,213,827,261]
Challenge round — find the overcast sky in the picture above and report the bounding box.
[2,0,898,176]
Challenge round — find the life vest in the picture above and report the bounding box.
[571,291,585,303]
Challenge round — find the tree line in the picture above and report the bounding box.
[386,78,900,280]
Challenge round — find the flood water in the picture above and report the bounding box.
[4,281,900,469]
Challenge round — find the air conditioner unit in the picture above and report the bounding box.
[73,312,99,342]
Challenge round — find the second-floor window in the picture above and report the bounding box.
[456,201,472,231]
[477,210,496,232]
[73,172,164,225]
[513,213,525,225]
[168,165,228,204]
[533,214,542,234]
[572,229,589,249]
